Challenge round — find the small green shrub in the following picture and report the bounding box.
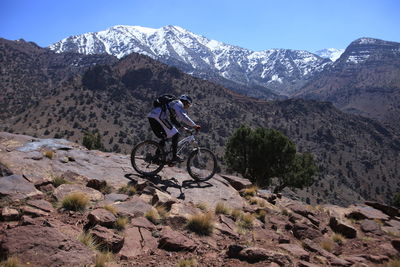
[61,192,89,211]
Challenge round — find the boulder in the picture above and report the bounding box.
[119,226,158,259]
[27,199,55,213]
[215,215,239,238]
[53,183,103,202]
[89,225,124,253]
[151,189,178,208]
[237,247,292,265]
[104,193,129,203]
[1,207,19,221]
[20,205,49,217]
[0,175,43,201]
[158,226,196,251]
[218,174,253,191]
[286,201,315,218]
[130,216,157,230]
[0,225,95,266]
[166,202,201,229]
[365,201,399,217]
[292,222,322,240]
[360,219,383,235]
[346,205,389,221]
[278,243,310,261]
[0,162,13,177]
[114,195,153,218]
[87,208,117,228]
[86,178,107,191]
[392,239,400,252]
[329,216,357,238]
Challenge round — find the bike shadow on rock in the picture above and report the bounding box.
[124,173,213,200]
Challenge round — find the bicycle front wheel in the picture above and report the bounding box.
[131,140,165,176]
[187,148,217,182]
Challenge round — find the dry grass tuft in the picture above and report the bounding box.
[43,150,55,159]
[78,231,99,250]
[255,209,267,223]
[61,192,89,211]
[52,175,70,188]
[114,216,129,231]
[320,239,334,252]
[118,185,137,196]
[215,202,231,215]
[241,186,258,198]
[175,257,198,267]
[155,204,169,219]
[331,233,345,245]
[1,256,22,267]
[237,213,254,230]
[95,251,114,267]
[387,259,400,267]
[103,205,118,215]
[187,212,214,236]
[196,202,208,212]
[231,209,244,221]
[145,208,161,224]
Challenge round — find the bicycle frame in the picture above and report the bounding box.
[177,134,199,155]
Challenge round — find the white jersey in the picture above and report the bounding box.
[147,100,196,138]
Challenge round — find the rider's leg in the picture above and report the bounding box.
[171,132,182,162]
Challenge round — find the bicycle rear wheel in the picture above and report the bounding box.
[131,140,165,176]
[187,147,217,181]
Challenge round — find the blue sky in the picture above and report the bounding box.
[1,0,399,52]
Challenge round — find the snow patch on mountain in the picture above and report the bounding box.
[49,25,331,96]
[315,48,345,62]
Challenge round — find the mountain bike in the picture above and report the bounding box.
[130,129,217,181]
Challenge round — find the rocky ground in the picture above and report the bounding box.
[0,132,399,267]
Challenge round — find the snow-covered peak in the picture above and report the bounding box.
[315,48,345,62]
[49,25,331,97]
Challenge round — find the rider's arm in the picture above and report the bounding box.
[172,102,196,127]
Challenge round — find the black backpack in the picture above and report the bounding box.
[153,94,177,112]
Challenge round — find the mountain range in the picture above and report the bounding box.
[48,25,400,132]
[49,25,331,98]
[1,37,399,207]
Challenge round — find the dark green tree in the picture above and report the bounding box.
[224,126,317,192]
[393,192,400,208]
[82,131,104,151]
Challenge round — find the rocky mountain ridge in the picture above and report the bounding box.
[1,132,400,266]
[49,25,330,98]
[295,38,400,131]
[1,38,400,207]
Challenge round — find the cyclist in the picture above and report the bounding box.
[147,94,201,163]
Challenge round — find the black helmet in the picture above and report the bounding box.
[179,94,192,105]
